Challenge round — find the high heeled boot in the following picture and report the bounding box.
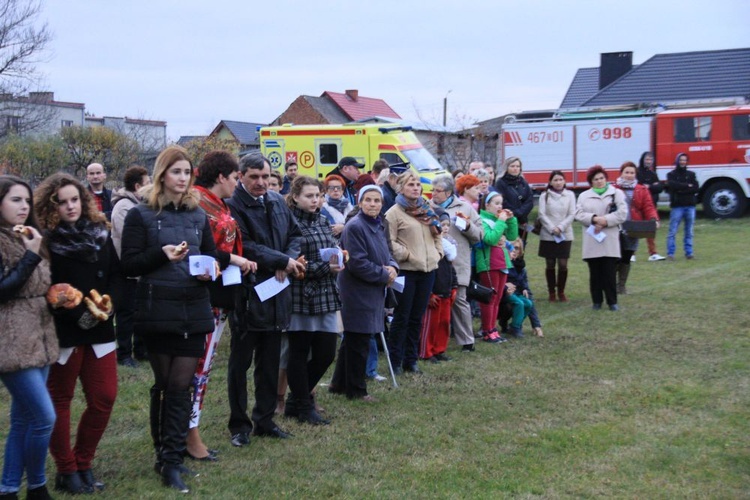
[557,269,569,302]
[160,390,192,494]
[545,268,557,302]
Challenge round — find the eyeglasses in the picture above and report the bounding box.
[327,186,343,192]
[433,188,447,194]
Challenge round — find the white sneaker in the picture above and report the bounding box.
[648,254,666,262]
[630,255,636,262]
[372,374,387,382]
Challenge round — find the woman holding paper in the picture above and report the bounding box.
[537,170,576,302]
[33,173,121,495]
[121,145,217,494]
[188,151,256,460]
[574,165,628,311]
[284,176,342,424]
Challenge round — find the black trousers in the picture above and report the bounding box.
[330,332,370,399]
[115,278,146,361]
[287,331,337,412]
[227,315,281,434]
[586,257,619,306]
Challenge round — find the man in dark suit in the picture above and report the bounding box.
[225,152,304,445]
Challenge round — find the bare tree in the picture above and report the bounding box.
[0,0,52,137]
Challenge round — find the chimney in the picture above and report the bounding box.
[345,89,359,101]
[28,91,54,102]
[599,52,632,90]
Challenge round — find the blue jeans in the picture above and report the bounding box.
[667,206,695,257]
[366,335,379,378]
[1,366,56,493]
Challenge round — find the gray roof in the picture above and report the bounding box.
[176,135,206,146]
[560,67,600,108]
[303,95,349,123]
[582,48,750,107]
[219,120,264,146]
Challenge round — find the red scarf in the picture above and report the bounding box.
[195,186,242,256]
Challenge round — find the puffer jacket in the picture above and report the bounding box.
[0,229,58,372]
[121,196,216,337]
[226,185,302,332]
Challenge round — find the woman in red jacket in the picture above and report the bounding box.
[614,161,659,294]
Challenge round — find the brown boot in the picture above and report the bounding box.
[545,268,557,302]
[557,269,568,302]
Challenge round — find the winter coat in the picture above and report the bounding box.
[636,166,662,204]
[121,198,216,337]
[613,182,659,222]
[110,188,139,258]
[338,212,398,334]
[0,229,58,372]
[289,206,341,315]
[431,196,482,286]
[574,184,628,260]
[381,182,398,215]
[537,189,576,242]
[226,186,302,332]
[507,258,531,293]
[475,210,518,273]
[48,225,121,348]
[494,174,534,223]
[667,167,699,207]
[385,203,443,273]
[88,185,113,220]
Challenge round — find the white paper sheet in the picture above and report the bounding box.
[391,276,405,293]
[254,276,290,302]
[454,216,467,231]
[222,264,242,286]
[57,347,74,365]
[189,255,218,281]
[92,342,117,359]
[553,233,566,243]
[319,248,343,267]
[586,224,607,243]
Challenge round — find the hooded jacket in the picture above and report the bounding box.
[666,154,699,208]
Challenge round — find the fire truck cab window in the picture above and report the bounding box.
[674,116,712,142]
[731,114,750,141]
[318,144,339,165]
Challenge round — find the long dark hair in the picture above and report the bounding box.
[546,170,566,191]
[34,173,107,230]
[0,175,40,229]
[286,175,322,210]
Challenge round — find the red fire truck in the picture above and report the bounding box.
[500,104,750,218]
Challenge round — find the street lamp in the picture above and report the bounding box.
[443,90,452,128]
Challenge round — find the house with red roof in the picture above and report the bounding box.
[272,89,401,125]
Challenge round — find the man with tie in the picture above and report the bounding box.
[225,151,305,444]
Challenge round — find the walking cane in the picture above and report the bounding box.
[379,331,399,389]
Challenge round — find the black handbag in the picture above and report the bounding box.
[385,287,398,309]
[466,278,495,304]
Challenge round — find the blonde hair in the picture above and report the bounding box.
[511,238,524,258]
[144,145,199,211]
[395,169,420,193]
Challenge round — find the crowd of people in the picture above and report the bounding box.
[0,147,699,497]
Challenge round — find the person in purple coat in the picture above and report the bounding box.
[329,185,398,402]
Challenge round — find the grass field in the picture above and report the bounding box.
[2,209,749,498]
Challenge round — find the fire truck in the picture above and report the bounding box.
[259,123,446,194]
[500,104,750,218]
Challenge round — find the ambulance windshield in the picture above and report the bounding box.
[402,148,443,172]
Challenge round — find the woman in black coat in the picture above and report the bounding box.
[121,146,217,494]
[34,173,121,495]
[494,157,534,243]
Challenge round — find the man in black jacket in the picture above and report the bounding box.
[225,152,304,444]
[666,153,698,260]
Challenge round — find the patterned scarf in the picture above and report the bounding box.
[47,219,109,263]
[325,195,350,214]
[395,194,441,236]
[195,186,242,255]
[616,177,637,189]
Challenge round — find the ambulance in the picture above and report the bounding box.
[500,104,750,218]
[259,123,446,195]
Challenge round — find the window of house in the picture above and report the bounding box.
[731,114,750,141]
[318,143,338,165]
[61,120,74,127]
[674,116,712,142]
[3,115,21,133]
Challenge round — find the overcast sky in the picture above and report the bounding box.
[37,0,749,142]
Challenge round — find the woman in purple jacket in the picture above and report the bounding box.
[329,185,398,402]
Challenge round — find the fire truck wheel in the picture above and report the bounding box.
[702,181,747,219]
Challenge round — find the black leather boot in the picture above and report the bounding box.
[149,385,163,475]
[160,390,192,493]
[26,484,53,499]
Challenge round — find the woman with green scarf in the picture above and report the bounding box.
[574,166,628,311]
